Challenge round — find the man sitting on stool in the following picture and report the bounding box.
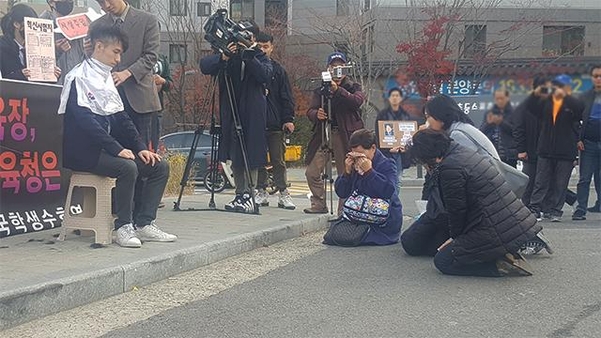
[58,24,176,248]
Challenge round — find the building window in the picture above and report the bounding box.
[197,2,211,16]
[336,0,349,16]
[170,0,187,16]
[230,0,255,21]
[542,26,585,57]
[169,44,187,63]
[364,0,371,11]
[463,25,486,58]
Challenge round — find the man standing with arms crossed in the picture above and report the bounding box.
[92,0,161,148]
[255,32,296,210]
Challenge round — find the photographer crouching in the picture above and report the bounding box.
[304,52,365,214]
[199,20,273,213]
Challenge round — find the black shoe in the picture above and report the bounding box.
[588,201,601,213]
[234,193,256,213]
[225,195,243,211]
[572,209,586,221]
[565,190,577,206]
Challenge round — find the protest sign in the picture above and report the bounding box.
[24,17,56,82]
[377,120,418,149]
[0,80,77,238]
[56,13,91,40]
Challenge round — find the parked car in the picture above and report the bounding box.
[159,131,217,184]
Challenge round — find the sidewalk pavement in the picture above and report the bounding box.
[0,192,334,331]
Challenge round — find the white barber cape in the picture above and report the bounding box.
[58,57,123,116]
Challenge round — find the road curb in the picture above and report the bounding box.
[0,215,331,331]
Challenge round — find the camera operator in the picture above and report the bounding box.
[255,32,296,210]
[199,21,273,213]
[304,52,365,214]
[525,74,584,222]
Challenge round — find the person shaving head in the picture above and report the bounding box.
[58,24,128,116]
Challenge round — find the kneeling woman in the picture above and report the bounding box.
[410,129,542,276]
[325,129,402,246]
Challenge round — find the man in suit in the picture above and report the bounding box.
[92,0,161,147]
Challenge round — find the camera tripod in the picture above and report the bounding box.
[320,85,335,215]
[173,67,259,215]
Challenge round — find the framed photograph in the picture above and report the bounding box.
[377,120,418,149]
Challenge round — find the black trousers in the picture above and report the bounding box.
[258,130,288,192]
[89,151,169,229]
[401,216,502,277]
[521,161,537,208]
[529,157,574,216]
[118,88,155,148]
[434,244,502,277]
[401,214,450,257]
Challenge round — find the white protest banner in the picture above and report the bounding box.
[24,17,56,82]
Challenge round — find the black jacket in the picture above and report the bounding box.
[0,35,28,81]
[525,93,584,161]
[63,85,147,171]
[200,48,273,169]
[265,59,294,131]
[512,99,540,163]
[579,89,600,142]
[435,142,541,264]
[480,103,516,161]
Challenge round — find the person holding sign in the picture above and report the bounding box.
[0,4,61,82]
[40,0,86,84]
[58,24,176,248]
[374,87,415,196]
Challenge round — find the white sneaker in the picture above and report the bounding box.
[115,223,142,248]
[136,222,177,242]
[254,189,269,206]
[278,190,296,210]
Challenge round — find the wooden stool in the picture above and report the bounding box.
[58,172,116,245]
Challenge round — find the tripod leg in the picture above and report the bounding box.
[174,127,201,210]
[223,71,259,214]
[207,121,221,209]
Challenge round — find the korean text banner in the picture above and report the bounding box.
[0,80,70,238]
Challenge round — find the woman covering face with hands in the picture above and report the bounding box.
[332,129,403,246]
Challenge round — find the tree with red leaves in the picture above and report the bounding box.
[396,10,456,98]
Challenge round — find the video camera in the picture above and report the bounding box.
[203,9,254,57]
[317,65,353,96]
[329,65,352,80]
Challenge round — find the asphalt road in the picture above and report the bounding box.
[4,187,600,338]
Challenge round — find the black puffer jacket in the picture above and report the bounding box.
[435,142,541,264]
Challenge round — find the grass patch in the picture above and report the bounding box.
[163,152,195,197]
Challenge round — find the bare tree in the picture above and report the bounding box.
[292,0,396,122]
[141,0,229,131]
